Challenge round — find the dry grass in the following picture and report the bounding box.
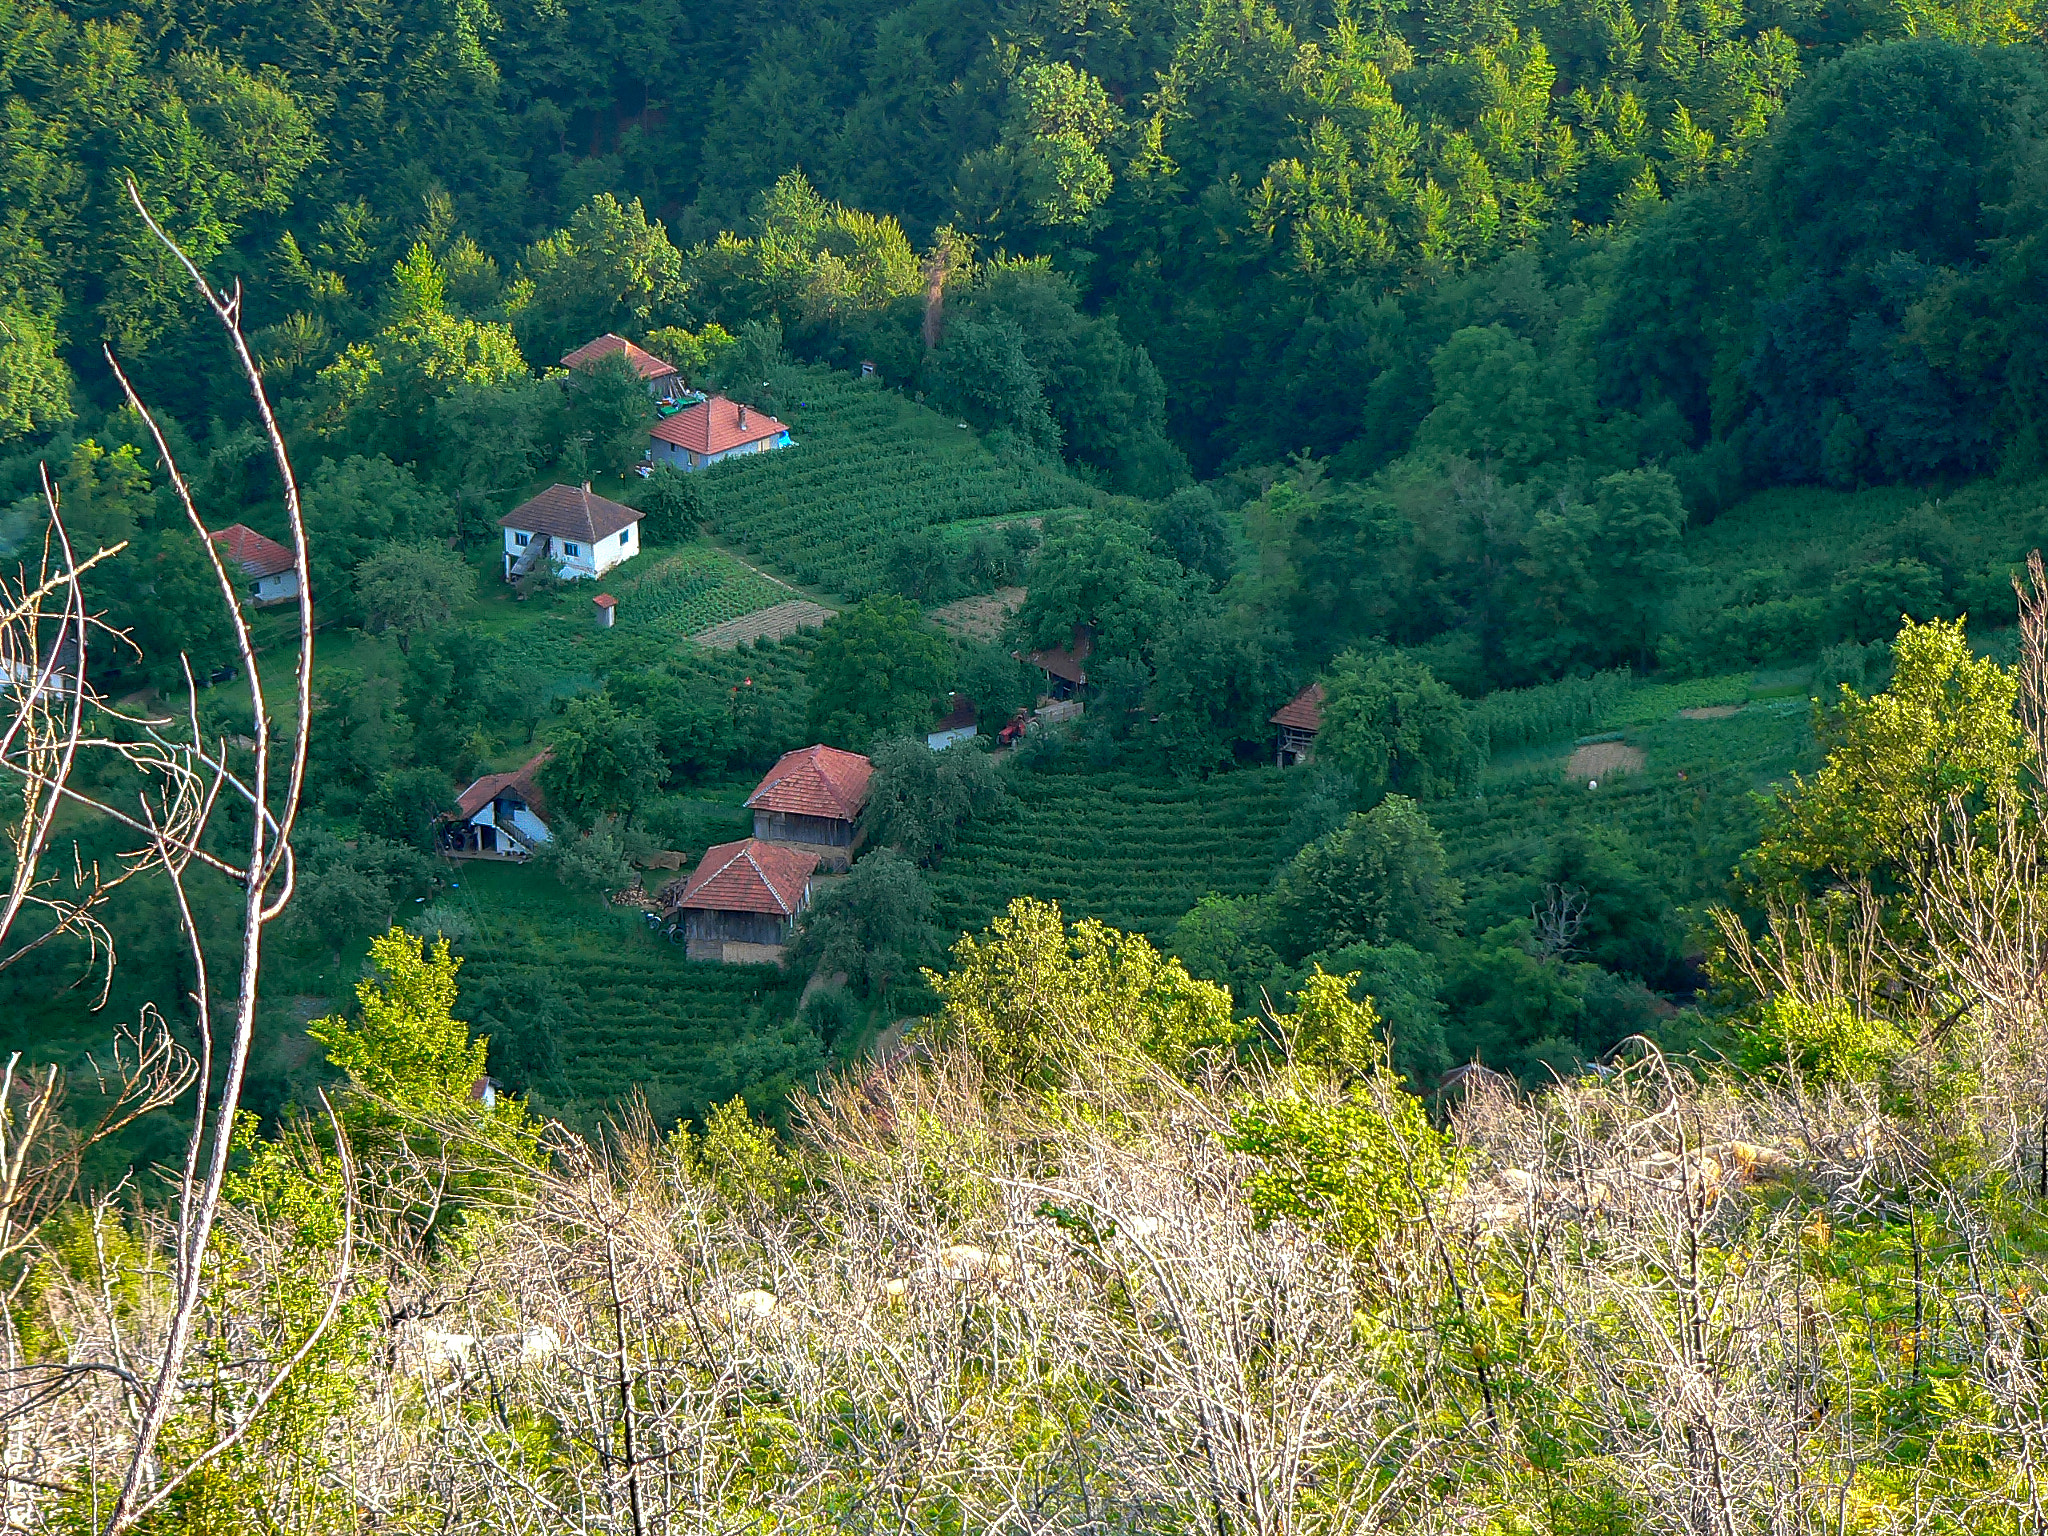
[692,599,835,648]
[1565,740,1646,782]
[929,586,1025,641]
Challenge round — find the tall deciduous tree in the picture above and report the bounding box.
[1318,650,1473,804]
[541,694,665,824]
[355,542,471,654]
[804,596,953,750]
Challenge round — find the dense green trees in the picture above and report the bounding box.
[804,597,953,749]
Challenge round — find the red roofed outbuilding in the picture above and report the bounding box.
[1271,682,1325,767]
[208,524,299,605]
[664,837,820,962]
[744,744,871,869]
[561,333,683,399]
[649,394,791,473]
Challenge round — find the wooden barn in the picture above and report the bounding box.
[1271,682,1325,767]
[744,744,872,870]
[665,838,820,963]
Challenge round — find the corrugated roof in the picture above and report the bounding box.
[501,484,642,543]
[1027,626,1093,686]
[208,523,295,580]
[1270,681,1325,732]
[456,750,551,821]
[650,395,789,456]
[745,744,872,822]
[932,694,977,733]
[561,333,678,380]
[670,838,819,916]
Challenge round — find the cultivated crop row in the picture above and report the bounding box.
[608,544,792,637]
[696,369,1085,596]
[931,769,1303,941]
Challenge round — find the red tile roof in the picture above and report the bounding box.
[650,395,789,456]
[561,333,678,380]
[745,744,872,822]
[208,523,294,580]
[456,751,551,821]
[1270,682,1325,733]
[501,483,642,543]
[670,838,819,916]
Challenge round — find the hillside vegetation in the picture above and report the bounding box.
[12,0,2048,1528]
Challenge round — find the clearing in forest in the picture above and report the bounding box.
[929,587,1025,641]
[1566,741,1646,782]
[695,365,1091,598]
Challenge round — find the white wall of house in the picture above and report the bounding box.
[469,798,553,847]
[250,570,299,604]
[502,525,640,581]
[648,433,789,473]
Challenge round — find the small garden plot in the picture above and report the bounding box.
[607,544,793,638]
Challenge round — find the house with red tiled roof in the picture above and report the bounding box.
[208,523,298,605]
[663,837,820,962]
[561,333,684,400]
[648,394,791,473]
[499,483,644,582]
[448,751,553,857]
[1271,682,1324,767]
[744,744,872,869]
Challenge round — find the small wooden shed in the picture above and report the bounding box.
[665,838,820,963]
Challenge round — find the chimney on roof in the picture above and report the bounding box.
[737,404,748,429]
[582,481,592,493]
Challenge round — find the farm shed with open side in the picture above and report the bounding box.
[1271,682,1324,767]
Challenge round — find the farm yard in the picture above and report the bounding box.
[421,861,808,1129]
[695,367,1092,598]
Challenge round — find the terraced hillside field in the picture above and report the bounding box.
[605,542,795,638]
[929,769,1305,943]
[696,366,1090,598]
[430,863,808,1127]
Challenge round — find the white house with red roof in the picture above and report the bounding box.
[648,394,791,473]
[664,837,820,962]
[743,743,872,869]
[499,483,644,582]
[448,751,553,857]
[208,523,299,605]
[561,333,684,400]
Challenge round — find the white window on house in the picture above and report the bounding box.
[513,532,529,547]
[563,542,580,557]
[619,528,631,545]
